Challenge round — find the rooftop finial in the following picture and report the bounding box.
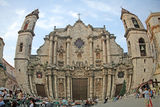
[78,13,81,20]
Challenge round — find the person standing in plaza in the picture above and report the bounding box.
[148,89,153,107]
[143,88,150,107]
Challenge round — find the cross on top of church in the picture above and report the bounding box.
[78,13,81,20]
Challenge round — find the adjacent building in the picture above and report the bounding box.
[146,12,160,85]
[0,37,18,91]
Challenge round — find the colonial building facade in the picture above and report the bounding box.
[146,12,160,84]
[0,37,18,91]
[15,9,157,100]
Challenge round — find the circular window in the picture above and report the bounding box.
[74,38,84,48]
[118,72,124,78]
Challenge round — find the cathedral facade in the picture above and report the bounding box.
[14,9,157,100]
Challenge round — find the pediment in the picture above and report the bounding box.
[64,19,93,33]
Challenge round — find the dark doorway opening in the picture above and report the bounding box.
[72,78,88,100]
[36,84,47,97]
[115,84,123,97]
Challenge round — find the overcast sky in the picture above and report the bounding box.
[0,0,160,67]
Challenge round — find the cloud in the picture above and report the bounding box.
[82,0,120,15]
[51,5,64,14]
[3,9,26,39]
[69,11,78,18]
[39,11,45,18]
[37,16,64,29]
[0,0,9,6]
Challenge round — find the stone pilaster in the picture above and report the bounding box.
[102,73,106,99]
[54,73,58,99]
[48,36,53,64]
[64,78,66,98]
[28,73,34,95]
[89,75,94,99]
[111,75,115,98]
[48,70,53,98]
[107,70,112,97]
[45,74,49,98]
[102,36,106,64]
[89,37,93,65]
[53,36,57,65]
[106,36,111,63]
[70,77,72,99]
[66,72,71,98]
[127,71,133,92]
[66,38,71,65]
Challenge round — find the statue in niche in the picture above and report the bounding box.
[95,78,102,98]
[96,52,100,59]
[58,78,64,98]
[77,53,82,59]
[58,46,64,66]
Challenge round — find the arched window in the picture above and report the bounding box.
[131,17,139,28]
[24,20,29,30]
[139,38,146,56]
[19,43,23,52]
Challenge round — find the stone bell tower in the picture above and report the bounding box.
[15,9,39,93]
[121,8,153,88]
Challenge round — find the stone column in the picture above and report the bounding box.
[102,74,106,99]
[107,71,111,97]
[70,77,72,99]
[66,38,70,65]
[64,78,66,98]
[89,38,93,65]
[106,36,111,63]
[53,37,57,65]
[102,36,106,64]
[67,74,71,98]
[127,72,132,92]
[45,74,49,98]
[48,71,53,98]
[54,74,58,99]
[48,36,53,64]
[111,75,115,97]
[90,75,93,99]
[28,73,34,94]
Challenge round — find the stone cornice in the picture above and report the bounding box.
[124,28,147,38]
[145,12,160,24]
[131,56,153,60]
[14,58,29,61]
[18,30,35,36]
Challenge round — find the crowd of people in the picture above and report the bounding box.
[0,86,159,107]
[134,87,160,107]
[0,88,100,107]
